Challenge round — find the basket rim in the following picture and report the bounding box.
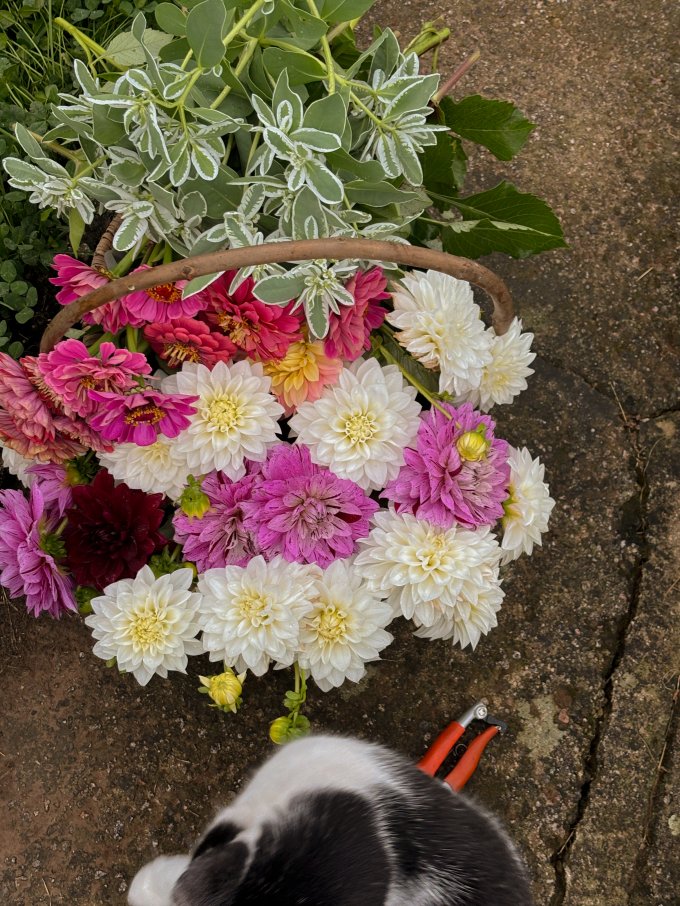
[40,236,514,353]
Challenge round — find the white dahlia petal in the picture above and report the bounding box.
[501,446,555,563]
[197,556,319,676]
[297,559,394,691]
[456,318,536,411]
[84,566,202,686]
[388,270,493,396]
[1,444,39,487]
[289,358,422,492]
[97,437,189,500]
[355,510,503,649]
[162,360,283,480]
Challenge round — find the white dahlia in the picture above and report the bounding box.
[198,556,319,676]
[297,559,394,691]
[288,358,422,492]
[85,567,203,686]
[456,318,535,411]
[162,360,283,479]
[388,270,493,396]
[355,510,504,649]
[1,444,38,487]
[97,437,189,500]
[501,446,555,564]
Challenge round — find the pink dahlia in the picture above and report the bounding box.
[382,402,510,528]
[144,317,237,369]
[123,266,208,323]
[203,271,303,360]
[173,466,261,571]
[0,486,76,617]
[25,462,74,517]
[89,387,198,446]
[324,267,390,361]
[39,339,151,418]
[0,353,87,463]
[242,443,378,568]
[50,254,144,335]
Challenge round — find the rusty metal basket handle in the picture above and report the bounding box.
[40,237,514,353]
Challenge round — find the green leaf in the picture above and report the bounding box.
[304,159,344,205]
[262,46,327,85]
[302,93,347,136]
[155,2,187,35]
[378,331,440,396]
[441,182,567,258]
[92,106,126,146]
[186,0,227,68]
[105,29,173,67]
[182,272,222,298]
[15,308,34,324]
[0,261,17,283]
[386,75,440,118]
[306,293,330,339]
[68,208,86,255]
[318,0,376,24]
[439,95,535,161]
[13,124,44,162]
[254,271,307,304]
[278,0,329,50]
[420,131,467,201]
[345,180,422,208]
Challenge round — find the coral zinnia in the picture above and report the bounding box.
[382,402,510,529]
[63,470,166,590]
[144,317,237,369]
[323,268,390,361]
[172,466,261,571]
[242,443,378,568]
[203,271,303,360]
[39,339,151,418]
[89,387,198,446]
[263,340,342,415]
[0,485,77,617]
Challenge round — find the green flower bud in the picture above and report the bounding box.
[269,714,311,745]
[198,668,246,713]
[456,425,491,462]
[179,475,210,518]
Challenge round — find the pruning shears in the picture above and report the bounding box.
[418,700,507,791]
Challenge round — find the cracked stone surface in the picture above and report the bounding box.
[1,0,679,904]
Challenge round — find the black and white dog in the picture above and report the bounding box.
[128,735,533,905]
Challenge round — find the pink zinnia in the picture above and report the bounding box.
[173,466,261,571]
[39,339,151,418]
[0,352,87,463]
[202,271,304,360]
[0,486,76,617]
[242,444,378,567]
[88,387,198,446]
[50,254,144,335]
[144,317,237,369]
[324,267,390,361]
[382,402,510,528]
[123,266,208,323]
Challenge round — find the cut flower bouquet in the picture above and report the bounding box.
[0,0,559,740]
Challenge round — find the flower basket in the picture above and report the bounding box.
[1,0,559,741]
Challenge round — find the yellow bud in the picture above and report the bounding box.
[456,427,490,462]
[269,716,293,745]
[198,668,245,713]
[180,475,210,517]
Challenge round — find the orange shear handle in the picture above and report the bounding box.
[417,720,466,776]
[444,724,499,791]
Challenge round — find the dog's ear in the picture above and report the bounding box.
[171,839,249,906]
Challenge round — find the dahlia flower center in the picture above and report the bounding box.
[147,283,182,304]
[315,605,348,642]
[343,411,377,445]
[203,394,244,432]
[415,536,450,571]
[124,405,165,426]
[165,341,201,367]
[295,493,330,529]
[127,608,167,649]
[237,590,270,626]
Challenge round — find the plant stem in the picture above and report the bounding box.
[305,0,335,93]
[53,17,125,70]
[126,326,138,352]
[86,331,114,355]
[223,0,268,47]
[27,130,81,162]
[110,246,139,277]
[404,23,451,57]
[176,67,205,109]
[210,37,258,109]
[432,49,481,105]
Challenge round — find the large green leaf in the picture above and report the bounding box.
[105,29,173,67]
[262,47,327,84]
[186,0,228,68]
[420,131,467,202]
[155,2,187,35]
[439,95,535,161]
[441,182,567,258]
[319,0,376,25]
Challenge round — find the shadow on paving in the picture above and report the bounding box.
[1,0,678,902]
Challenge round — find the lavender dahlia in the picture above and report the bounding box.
[242,444,378,568]
[382,402,510,529]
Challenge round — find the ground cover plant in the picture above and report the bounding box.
[0,0,561,739]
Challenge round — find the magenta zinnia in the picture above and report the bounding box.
[39,339,151,418]
[123,267,208,323]
[63,470,166,590]
[382,403,510,528]
[203,271,303,360]
[89,387,198,446]
[324,268,390,361]
[172,466,261,571]
[242,443,378,567]
[144,317,237,368]
[0,486,76,617]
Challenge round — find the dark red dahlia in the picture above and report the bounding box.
[63,470,166,590]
